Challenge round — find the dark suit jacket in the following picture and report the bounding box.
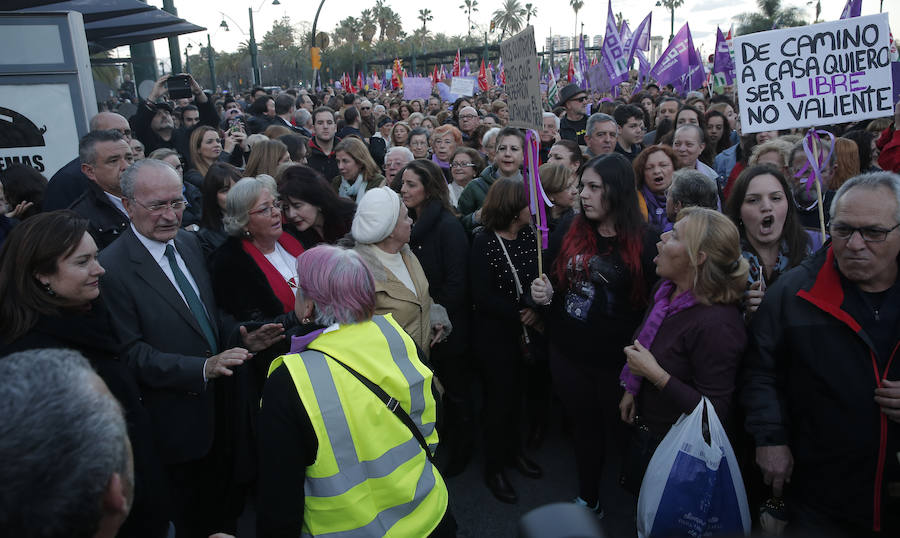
[100,227,237,464]
[69,181,129,250]
[44,156,89,211]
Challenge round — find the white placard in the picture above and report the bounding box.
[500,26,542,132]
[449,76,476,97]
[734,13,893,133]
[0,83,79,179]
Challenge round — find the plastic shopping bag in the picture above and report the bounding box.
[637,397,750,537]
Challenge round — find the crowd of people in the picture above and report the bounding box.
[1,69,900,538]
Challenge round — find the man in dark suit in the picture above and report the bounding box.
[99,159,284,537]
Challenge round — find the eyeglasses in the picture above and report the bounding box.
[450,162,475,168]
[459,114,478,120]
[574,96,588,102]
[829,222,900,243]
[131,198,188,214]
[117,129,133,137]
[250,203,282,217]
[360,107,372,110]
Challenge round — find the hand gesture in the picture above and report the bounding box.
[430,323,445,348]
[530,274,553,305]
[875,378,900,423]
[240,323,285,352]
[5,200,33,219]
[619,392,636,424]
[148,74,171,101]
[519,307,539,327]
[205,348,252,379]
[624,340,659,379]
[756,444,793,497]
[222,129,239,154]
[743,280,765,316]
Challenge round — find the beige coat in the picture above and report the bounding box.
[353,243,447,358]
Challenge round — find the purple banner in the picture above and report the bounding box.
[403,77,432,100]
[578,35,589,89]
[893,62,900,106]
[600,0,629,86]
[713,27,735,85]
[840,0,862,19]
[650,23,695,94]
[587,63,612,93]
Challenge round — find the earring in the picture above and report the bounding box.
[301,317,311,324]
[43,282,56,296]
[244,229,251,238]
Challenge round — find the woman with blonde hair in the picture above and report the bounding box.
[616,207,749,492]
[331,137,385,201]
[244,139,290,178]
[538,162,579,234]
[185,125,244,188]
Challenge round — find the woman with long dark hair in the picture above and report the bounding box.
[0,210,169,537]
[723,164,812,318]
[531,152,659,515]
[197,162,242,257]
[278,165,356,248]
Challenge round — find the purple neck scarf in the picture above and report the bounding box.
[431,154,450,169]
[620,279,697,395]
[642,184,671,232]
[289,328,326,354]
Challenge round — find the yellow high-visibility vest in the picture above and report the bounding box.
[267,314,447,537]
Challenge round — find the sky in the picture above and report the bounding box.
[125,0,898,74]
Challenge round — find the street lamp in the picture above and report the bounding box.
[655,0,684,43]
[219,0,278,87]
[185,43,192,74]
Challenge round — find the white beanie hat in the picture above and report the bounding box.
[351,186,401,244]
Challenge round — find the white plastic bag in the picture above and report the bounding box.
[637,397,751,537]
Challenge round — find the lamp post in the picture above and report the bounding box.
[207,35,217,91]
[185,43,192,73]
[309,0,328,90]
[655,0,683,43]
[162,0,183,73]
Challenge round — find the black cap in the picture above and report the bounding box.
[153,100,174,113]
[377,116,394,128]
[558,84,587,106]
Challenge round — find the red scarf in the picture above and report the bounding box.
[241,234,304,313]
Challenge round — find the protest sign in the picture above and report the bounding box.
[449,76,475,97]
[586,64,612,93]
[500,25,542,131]
[403,77,432,100]
[734,13,893,133]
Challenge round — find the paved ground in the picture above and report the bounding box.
[444,401,639,538]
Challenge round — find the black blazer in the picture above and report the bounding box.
[0,300,170,538]
[99,227,237,464]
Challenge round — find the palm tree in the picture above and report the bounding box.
[418,9,433,49]
[570,0,584,48]
[492,0,526,40]
[460,0,479,38]
[360,9,377,44]
[524,3,537,26]
[735,0,807,35]
[375,0,389,42]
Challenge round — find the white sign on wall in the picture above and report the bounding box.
[0,83,79,178]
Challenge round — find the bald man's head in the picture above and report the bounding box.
[90,112,131,141]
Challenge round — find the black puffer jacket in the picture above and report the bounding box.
[741,245,900,532]
[409,199,470,355]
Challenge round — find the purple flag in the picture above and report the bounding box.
[600,0,629,86]
[578,34,589,89]
[650,23,703,95]
[713,27,735,85]
[840,0,862,19]
[462,58,471,77]
[622,13,652,73]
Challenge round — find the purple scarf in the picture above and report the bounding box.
[642,184,671,232]
[431,154,450,169]
[620,279,697,395]
[289,328,326,353]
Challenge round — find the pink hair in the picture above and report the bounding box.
[295,245,376,324]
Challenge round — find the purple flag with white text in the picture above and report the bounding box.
[650,23,702,94]
[600,0,629,86]
[713,27,735,85]
[840,0,862,19]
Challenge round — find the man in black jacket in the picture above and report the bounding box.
[741,171,900,536]
[44,111,132,211]
[131,74,218,163]
[69,130,132,249]
[306,106,340,180]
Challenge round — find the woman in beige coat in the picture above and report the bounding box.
[349,186,450,357]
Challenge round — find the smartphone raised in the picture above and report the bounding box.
[166,74,192,100]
